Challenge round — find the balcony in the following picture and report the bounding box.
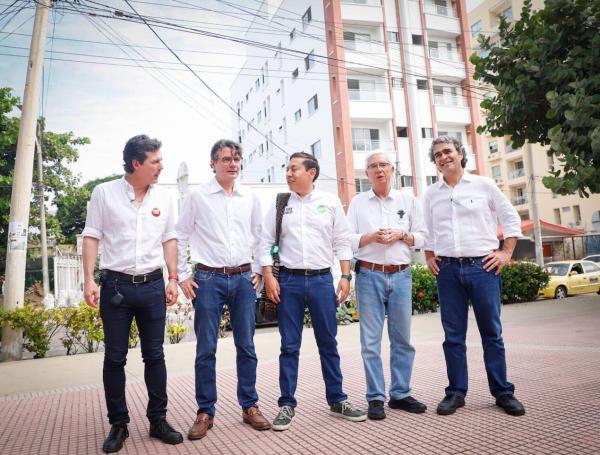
[344,40,384,53]
[434,95,471,124]
[508,168,525,180]
[511,195,528,206]
[348,89,388,101]
[344,44,386,71]
[429,49,466,80]
[341,0,383,24]
[424,1,460,36]
[352,139,394,152]
[349,92,392,119]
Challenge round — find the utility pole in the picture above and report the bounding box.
[35,126,50,297]
[527,143,544,266]
[1,0,51,362]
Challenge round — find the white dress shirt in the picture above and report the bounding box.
[347,188,427,265]
[423,171,522,257]
[175,178,263,281]
[82,177,177,275]
[259,189,353,269]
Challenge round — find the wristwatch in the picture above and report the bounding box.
[402,232,409,242]
[341,274,352,282]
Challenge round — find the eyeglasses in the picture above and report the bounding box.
[367,162,392,170]
[218,156,241,164]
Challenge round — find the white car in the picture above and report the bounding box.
[583,254,600,264]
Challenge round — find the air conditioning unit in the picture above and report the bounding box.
[494,178,503,184]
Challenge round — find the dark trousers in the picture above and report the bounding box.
[100,276,168,424]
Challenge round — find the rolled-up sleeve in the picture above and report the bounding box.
[332,199,353,261]
[259,202,276,267]
[409,196,427,249]
[162,195,177,243]
[346,197,363,253]
[423,189,435,252]
[490,183,522,239]
[82,186,104,240]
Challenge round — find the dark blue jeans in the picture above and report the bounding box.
[193,270,258,417]
[436,257,515,398]
[99,276,167,425]
[277,270,347,408]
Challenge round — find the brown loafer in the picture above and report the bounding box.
[188,412,213,440]
[242,406,272,430]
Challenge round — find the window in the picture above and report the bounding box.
[500,7,513,21]
[302,7,312,30]
[489,140,498,154]
[308,94,318,114]
[426,175,437,185]
[391,77,403,88]
[280,79,285,106]
[417,79,428,90]
[396,126,408,137]
[471,20,482,37]
[265,97,270,119]
[311,140,322,158]
[289,28,296,41]
[257,110,262,123]
[343,31,371,50]
[554,208,561,225]
[401,175,413,187]
[352,128,380,151]
[258,143,264,156]
[583,262,600,274]
[294,109,302,122]
[282,117,287,143]
[292,68,299,79]
[305,50,316,70]
[388,31,399,43]
[574,205,581,223]
[491,165,501,179]
[421,128,433,138]
[355,178,372,193]
[562,206,571,213]
[412,34,423,45]
[255,78,260,90]
[276,42,282,68]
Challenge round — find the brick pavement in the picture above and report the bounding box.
[1,297,599,454]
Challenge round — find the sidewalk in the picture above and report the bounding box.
[1,295,599,454]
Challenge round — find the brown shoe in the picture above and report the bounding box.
[188,412,213,440]
[242,407,272,430]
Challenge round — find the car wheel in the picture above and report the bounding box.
[555,286,568,299]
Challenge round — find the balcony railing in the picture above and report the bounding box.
[352,139,394,152]
[511,195,528,206]
[424,2,457,17]
[344,40,382,53]
[508,168,525,179]
[429,47,461,61]
[348,89,389,101]
[341,0,379,5]
[433,94,466,107]
[506,145,522,154]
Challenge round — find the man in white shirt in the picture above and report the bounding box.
[347,152,428,420]
[82,135,183,453]
[262,152,366,431]
[176,139,271,440]
[423,135,525,417]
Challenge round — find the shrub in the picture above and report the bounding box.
[128,320,139,348]
[411,264,439,314]
[166,323,188,344]
[501,261,550,304]
[4,304,63,358]
[166,301,192,344]
[60,304,104,354]
[219,305,230,338]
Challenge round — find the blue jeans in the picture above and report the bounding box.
[436,257,515,398]
[192,270,258,417]
[99,276,168,425]
[277,270,347,407]
[356,266,415,402]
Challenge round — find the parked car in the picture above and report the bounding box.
[539,260,600,299]
[582,254,600,264]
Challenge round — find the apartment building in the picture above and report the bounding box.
[230,0,482,207]
[469,0,600,232]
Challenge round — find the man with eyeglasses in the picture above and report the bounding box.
[347,152,428,420]
[423,135,525,417]
[176,139,271,441]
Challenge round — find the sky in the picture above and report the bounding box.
[0,0,269,186]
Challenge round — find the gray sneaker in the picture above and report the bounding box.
[272,406,295,431]
[330,401,367,422]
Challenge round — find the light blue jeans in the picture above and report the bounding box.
[356,266,415,402]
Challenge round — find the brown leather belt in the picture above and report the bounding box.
[358,260,409,273]
[194,263,251,275]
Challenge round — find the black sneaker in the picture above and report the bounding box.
[272,406,295,431]
[436,395,465,415]
[389,396,427,414]
[495,395,525,416]
[367,400,386,420]
[102,424,128,453]
[330,401,367,422]
[149,418,184,445]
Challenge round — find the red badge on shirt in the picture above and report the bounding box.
[151,208,161,217]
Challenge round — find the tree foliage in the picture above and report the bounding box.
[471,0,600,196]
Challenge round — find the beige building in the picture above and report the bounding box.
[469,0,600,237]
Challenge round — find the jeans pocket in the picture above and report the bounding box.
[195,271,214,283]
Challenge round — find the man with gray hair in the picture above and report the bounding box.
[423,135,525,417]
[347,152,428,420]
[176,139,271,440]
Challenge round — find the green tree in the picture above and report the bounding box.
[0,87,90,256]
[471,0,600,196]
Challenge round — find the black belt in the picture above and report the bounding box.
[195,263,251,275]
[102,268,163,284]
[439,256,485,263]
[280,266,331,276]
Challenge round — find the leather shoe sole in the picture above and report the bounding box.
[243,417,272,430]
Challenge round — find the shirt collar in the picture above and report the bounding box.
[368,187,393,200]
[122,175,153,199]
[439,170,472,190]
[209,177,243,196]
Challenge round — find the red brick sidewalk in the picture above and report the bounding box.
[1,300,599,454]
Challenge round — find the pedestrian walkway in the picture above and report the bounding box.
[1,295,599,454]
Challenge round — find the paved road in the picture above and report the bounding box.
[1,295,598,454]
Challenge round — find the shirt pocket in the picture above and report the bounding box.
[143,207,167,235]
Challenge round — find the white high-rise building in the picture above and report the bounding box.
[230,0,483,207]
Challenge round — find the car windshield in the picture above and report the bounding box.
[545,264,570,276]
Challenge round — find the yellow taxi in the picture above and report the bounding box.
[539,260,600,299]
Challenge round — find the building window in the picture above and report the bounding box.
[311,140,322,158]
[305,50,316,70]
[294,109,302,122]
[554,208,561,225]
[280,79,285,106]
[401,175,413,187]
[387,31,399,43]
[391,77,403,88]
[290,27,296,41]
[308,94,318,114]
[257,110,262,123]
[562,206,571,213]
[471,20,482,37]
[355,178,372,193]
[265,97,270,119]
[255,78,260,90]
[302,7,312,30]
[417,79,428,90]
[421,128,433,138]
[258,143,264,156]
[292,68,299,79]
[412,34,423,45]
[426,175,437,185]
[491,165,501,179]
[573,205,581,223]
[500,7,513,21]
[396,126,408,138]
[489,140,498,154]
